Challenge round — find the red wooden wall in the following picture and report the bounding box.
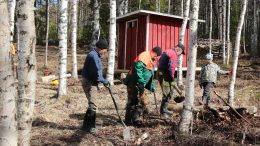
[117,16,147,69]
[148,14,189,67]
[117,14,189,70]
[117,21,126,69]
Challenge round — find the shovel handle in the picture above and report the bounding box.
[106,86,127,128]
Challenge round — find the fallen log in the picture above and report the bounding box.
[167,103,257,116]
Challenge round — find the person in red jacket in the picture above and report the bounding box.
[157,44,185,118]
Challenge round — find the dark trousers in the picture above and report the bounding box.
[201,82,214,105]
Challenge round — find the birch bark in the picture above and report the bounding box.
[228,0,247,106]
[177,0,190,87]
[178,0,199,133]
[71,0,78,79]
[107,0,117,85]
[16,0,37,145]
[0,2,17,145]
[58,0,68,97]
[8,0,16,42]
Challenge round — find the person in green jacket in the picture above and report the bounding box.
[124,47,162,127]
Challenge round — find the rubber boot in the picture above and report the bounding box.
[160,99,173,118]
[132,106,142,127]
[124,106,133,126]
[82,108,96,133]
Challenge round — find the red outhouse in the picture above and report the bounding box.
[117,10,191,70]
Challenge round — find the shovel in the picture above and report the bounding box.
[169,82,185,103]
[106,86,131,141]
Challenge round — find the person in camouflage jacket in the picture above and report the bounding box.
[124,47,162,127]
[199,53,231,106]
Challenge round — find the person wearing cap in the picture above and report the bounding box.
[123,46,162,127]
[81,39,110,133]
[199,53,231,107]
[157,43,185,118]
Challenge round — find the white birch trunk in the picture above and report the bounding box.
[58,0,68,97]
[177,0,190,87]
[45,0,50,66]
[243,23,247,54]
[209,0,212,54]
[0,2,17,145]
[168,0,171,14]
[156,0,159,12]
[90,0,100,48]
[222,0,226,64]
[71,0,78,79]
[181,0,184,16]
[226,0,230,65]
[178,0,199,133]
[250,0,258,59]
[228,0,247,106]
[107,0,117,85]
[16,0,37,145]
[8,0,16,42]
[139,0,142,10]
[117,0,128,16]
[218,0,223,40]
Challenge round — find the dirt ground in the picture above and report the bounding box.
[31,46,260,146]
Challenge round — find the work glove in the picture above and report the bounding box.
[103,80,110,88]
[170,81,176,87]
[137,84,145,92]
[228,68,232,76]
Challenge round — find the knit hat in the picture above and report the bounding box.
[177,43,185,54]
[206,53,213,60]
[152,46,162,56]
[96,39,108,49]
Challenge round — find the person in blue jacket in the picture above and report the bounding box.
[81,39,110,133]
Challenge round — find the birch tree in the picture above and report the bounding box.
[168,0,171,14]
[117,0,128,16]
[8,0,16,42]
[107,0,116,85]
[0,2,17,145]
[177,0,190,87]
[209,0,212,53]
[16,0,37,145]
[70,0,78,79]
[156,0,160,12]
[250,0,258,60]
[218,0,223,40]
[139,0,141,10]
[222,0,226,64]
[45,0,49,66]
[90,0,100,48]
[58,0,69,97]
[228,0,247,106]
[226,0,231,65]
[178,0,199,133]
[181,0,184,16]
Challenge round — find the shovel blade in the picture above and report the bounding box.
[123,127,131,141]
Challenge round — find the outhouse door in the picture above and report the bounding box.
[125,19,138,69]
